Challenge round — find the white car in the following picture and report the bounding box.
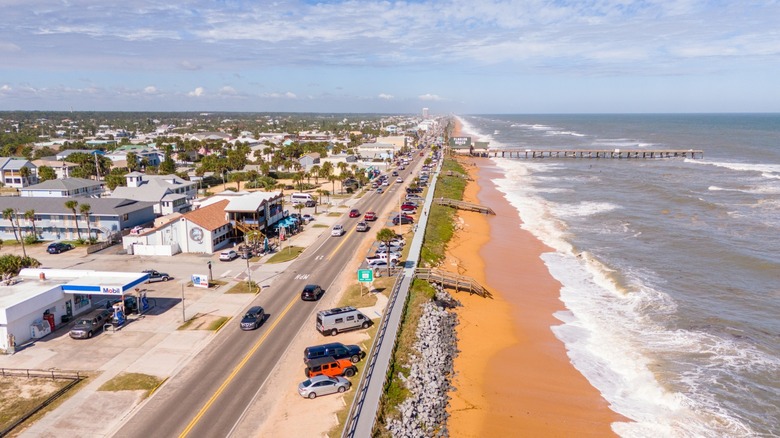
[396,177,403,183]
[219,250,238,261]
[331,224,345,237]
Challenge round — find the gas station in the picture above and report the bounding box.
[0,268,149,353]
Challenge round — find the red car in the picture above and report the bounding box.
[400,204,417,212]
[349,209,360,218]
[364,211,377,221]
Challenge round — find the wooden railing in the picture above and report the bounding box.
[414,268,491,298]
[433,197,495,215]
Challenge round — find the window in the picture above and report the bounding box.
[347,316,354,321]
[335,318,343,324]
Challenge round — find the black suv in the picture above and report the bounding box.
[304,342,366,364]
[47,242,74,254]
[300,284,324,301]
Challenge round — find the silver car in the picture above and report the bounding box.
[298,375,351,399]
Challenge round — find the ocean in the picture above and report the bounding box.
[457,114,780,438]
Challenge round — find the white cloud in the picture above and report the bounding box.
[419,93,442,101]
[0,42,21,52]
[187,87,205,97]
[378,93,394,100]
[179,61,202,71]
[261,92,296,99]
[0,85,11,92]
[144,86,158,94]
[219,86,237,95]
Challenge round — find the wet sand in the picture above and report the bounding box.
[445,124,626,436]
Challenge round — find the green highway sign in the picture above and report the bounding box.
[358,269,374,283]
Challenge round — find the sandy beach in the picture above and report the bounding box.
[445,122,626,436]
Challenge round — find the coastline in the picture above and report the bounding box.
[445,122,626,435]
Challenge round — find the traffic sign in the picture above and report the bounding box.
[358,269,373,283]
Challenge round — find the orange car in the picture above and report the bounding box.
[304,356,358,378]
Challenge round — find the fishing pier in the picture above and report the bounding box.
[483,148,704,159]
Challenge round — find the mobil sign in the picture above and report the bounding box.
[100,285,123,295]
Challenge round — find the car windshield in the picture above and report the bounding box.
[76,319,91,325]
[244,313,256,319]
[302,379,312,386]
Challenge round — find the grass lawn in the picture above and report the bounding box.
[97,373,165,399]
[225,281,260,294]
[265,246,304,263]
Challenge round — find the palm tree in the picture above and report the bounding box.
[64,200,82,240]
[126,151,140,172]
[376,227,397,277]
[19,166,31,186]
[328,175,338,195]
[310,165,321,184]
[79,203,92,242]
[24,210,38,239]
[3,208,19,242]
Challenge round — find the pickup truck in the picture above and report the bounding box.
[366,252,400,265]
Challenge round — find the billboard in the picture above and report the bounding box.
[449,136,472,148]
[191,274,209,288]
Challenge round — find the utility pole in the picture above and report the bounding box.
[181,283,186,322]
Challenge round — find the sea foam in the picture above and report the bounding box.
[492,157,759,437]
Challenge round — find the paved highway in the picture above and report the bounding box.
[115,154,427,438]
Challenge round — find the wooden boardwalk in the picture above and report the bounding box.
[485,148,704,159]
[414,268,491,298]
[434,197,495,215]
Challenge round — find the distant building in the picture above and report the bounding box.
[20,178,105,198]
[422,107,429,119]
[298,152,321,171]
[0,197,156,242]
[110,173,197,216]
[0,158,37,188]
[55,149,104,161]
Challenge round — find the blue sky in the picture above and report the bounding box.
[1,0,779,114]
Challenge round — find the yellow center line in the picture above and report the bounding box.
[178,295,299,438]
[327,228,354,260]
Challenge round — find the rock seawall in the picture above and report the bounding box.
[387,288,460,437]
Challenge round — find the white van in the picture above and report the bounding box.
[316,306,371,336]
[291,193,314,205]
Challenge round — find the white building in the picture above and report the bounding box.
[111,173,197,216]
[1,269,147,353]
[20,178,105,198]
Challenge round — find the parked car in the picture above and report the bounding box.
[240,249,253,259]
[304,199,317,207]
[366,259,392,269]
[298,375,351,399]
[348,209,361,218]
[219,250,238,261]
[331,224,345,237]
[240,306,266,330]
[304,342,366,364]
[301,284,325,301]
[143,269,171,283]
[393,215,414,225]
[400,204,417,212]
[304,356,358,378]
[47,242,74,254]
[69,309,112,339]
[355,221,369,232]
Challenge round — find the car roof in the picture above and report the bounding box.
[308,374,337,383]
[247,306,264,313]
[306,356,341,367]
[303,284,320,290]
